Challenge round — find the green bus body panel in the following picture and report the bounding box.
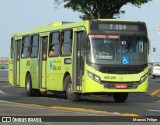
[40,32,50,37]
[8,59,14,85]
[82,64,148,93]
[30,58,39,89]
[9,19,148,94]
[47,57,72,91]
[16,61,20,86]
[42,61,47,88]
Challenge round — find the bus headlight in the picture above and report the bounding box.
[140,73,148,83]
[94,75,101,83]
[88,71,94,79]
[87,71,101,83]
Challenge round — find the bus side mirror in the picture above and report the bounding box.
[148,38,150,54]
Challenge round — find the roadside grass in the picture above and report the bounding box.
[0,66,5,69]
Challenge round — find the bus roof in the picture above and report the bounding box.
[11,19,143,37]
[12,20,87,37]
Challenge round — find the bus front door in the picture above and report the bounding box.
[73,31,85,92]
[39,36,48,89]
[13,39,21,86]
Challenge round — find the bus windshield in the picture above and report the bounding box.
[87,34,148,65]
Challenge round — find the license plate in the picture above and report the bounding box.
[115,84,127,89]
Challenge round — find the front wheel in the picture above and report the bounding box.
[65,76,80,102]
[113,93,128,103]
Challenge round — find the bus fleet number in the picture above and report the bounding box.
[104,76,116,80]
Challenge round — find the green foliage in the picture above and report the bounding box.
[0,66,4,69]
[54,0,152,20]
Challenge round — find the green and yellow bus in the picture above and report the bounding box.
[9,19,149,102]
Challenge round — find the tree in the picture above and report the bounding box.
[54,0,152,20]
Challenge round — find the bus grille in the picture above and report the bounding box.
[101,81,139,89]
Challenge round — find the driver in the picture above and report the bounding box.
[101,40,114,55]
[118,41,133,52]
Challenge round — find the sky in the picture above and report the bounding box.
[0,0,159,62]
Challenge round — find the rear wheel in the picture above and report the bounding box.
[151,75,155,79]
[26,74,39,96]
[113,93,128,103]
[65,76,80,102]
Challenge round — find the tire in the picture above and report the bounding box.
[26,74,38,96]
[65,76,80,102]
[151,75,155,79]
[113,93,128,103]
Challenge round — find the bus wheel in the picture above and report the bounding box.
[26,74,36,96]
[113,93,128,103]
[65,76,80,102]
[151,75,155,79]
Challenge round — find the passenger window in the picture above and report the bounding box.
[22,36,30,58]
[49,32,60,57]
[61,30,72,56]
[31,35,39,58]
[11,38,15,59]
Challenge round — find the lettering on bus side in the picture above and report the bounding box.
[104,76,116,80]
[53,65,56,70]
[26,60,30,66]
[52,65,61,70]
[53,60,61,63]
[57,66,61,70]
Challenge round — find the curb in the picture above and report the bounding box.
[0,81,8,83]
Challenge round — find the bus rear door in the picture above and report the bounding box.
[39,34,48,89]
[13,39,21,86]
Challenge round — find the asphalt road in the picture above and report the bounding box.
[0,69,8,81]
[0,79,159,116]
[0,70,160,124]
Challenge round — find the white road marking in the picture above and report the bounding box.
[147,109,160,112]
[0,69,8,71]
[0,90,6,94]
[113,112,121,115]
[2,85,12,88]
[150,79,160,82]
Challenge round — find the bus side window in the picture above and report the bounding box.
[49,32,60,57]
[49,45,54,57]
[22,36,30,58]
[11,38,15,59]
[31,35,39,58]
[61,32,64,55]
[61,30,72,56]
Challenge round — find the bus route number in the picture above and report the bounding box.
[104,76,116,80]
[110,24,127,30]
